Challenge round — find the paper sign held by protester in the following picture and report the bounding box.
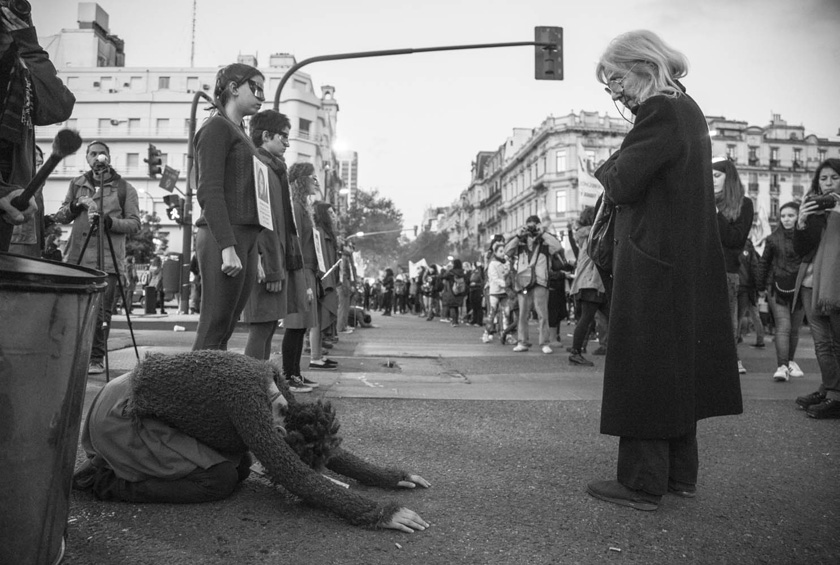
[253,157,272,230]
[313,229,327,273]
[577,140,603,208]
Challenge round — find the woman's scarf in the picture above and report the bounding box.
[812,211,840,313]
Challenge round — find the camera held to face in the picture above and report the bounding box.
[525,224,541,237]
[0,0,31,19]
[805,193,838,211]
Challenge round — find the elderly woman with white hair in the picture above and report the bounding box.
[587,30,743,511]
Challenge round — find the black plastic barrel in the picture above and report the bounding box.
[0,252,107,565]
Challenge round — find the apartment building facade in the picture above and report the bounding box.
[36,3,341,255]
[435,111,840,258]
[708,114,840,225]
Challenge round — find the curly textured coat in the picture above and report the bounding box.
[126,350,409,527]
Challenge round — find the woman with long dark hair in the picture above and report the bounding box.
[192,63,266,351]
[793,158,840,419]
[588,30,742,511]
[280,162,321,392]
[310,201,339,370]
[713,158,754,374]
[757,202,805,382]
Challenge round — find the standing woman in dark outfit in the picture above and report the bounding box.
[310,201,339,370]
[281,162,321,392]
[243,110,296,361]
[793,158,840,419]
[588,30,742,511]
[192,63,265,351]
[712,158,754,375]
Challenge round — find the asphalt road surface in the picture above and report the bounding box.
[56,310,839,564]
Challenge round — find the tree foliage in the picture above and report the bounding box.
[398,228,450,267]
[342,189,403,273]
[126,211,164,263]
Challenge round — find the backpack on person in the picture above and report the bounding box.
[452,273,467,296]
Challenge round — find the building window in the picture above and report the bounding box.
[100,77,112,91]
[158,76,170,90]
[156,118,169,134]
[126,153,139,171]
[128,118,141,134]
[748,146,758,166]
[555,190,566,214]
[819,148,827,162]
[98,118,110,134]
[66,76,79,89]
[726,144,737,161]
[556,149,566,172]
[186,76,199,92]
[298,118,311,140]
[770,147,780,168]
[770,196,779,221]
[130,76,143,91]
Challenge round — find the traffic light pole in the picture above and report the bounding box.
[181,90,214,314]
[272,37,560,110]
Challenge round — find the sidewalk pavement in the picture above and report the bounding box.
[63,311,839,564]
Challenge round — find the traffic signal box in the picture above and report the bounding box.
[145,144,163,178]
[535,26,563,80]
[163,194,185,224]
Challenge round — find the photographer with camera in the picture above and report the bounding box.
[55,141,140,374]
[793,158,840,419]
[504,215,562,353]
[0,0,75,251]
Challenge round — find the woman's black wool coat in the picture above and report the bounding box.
[594,92,743,439]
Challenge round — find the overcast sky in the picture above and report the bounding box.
[37,0,840,230]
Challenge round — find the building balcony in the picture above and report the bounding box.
[769,159,781,169]
[35,125,190,141]
[748,182,759,193]
[748,158,760,166]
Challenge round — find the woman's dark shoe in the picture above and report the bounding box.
[569,350,594,366]
[806,398,840,419]
[796,391,826,410]
[667,480,697,498]
[587,480,660,511]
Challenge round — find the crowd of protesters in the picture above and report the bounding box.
[359,155,840,426]
[3,15,836,538]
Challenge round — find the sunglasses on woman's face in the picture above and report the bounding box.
[244,79,265,101]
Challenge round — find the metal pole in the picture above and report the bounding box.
[180,90,214,313]
[273,40,553,110]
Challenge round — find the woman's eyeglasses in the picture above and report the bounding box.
[245,79,265,101]
[604,63,638,95]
